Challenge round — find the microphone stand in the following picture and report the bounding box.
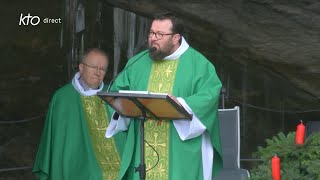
[131,98,148,180]
[137,110,147,180]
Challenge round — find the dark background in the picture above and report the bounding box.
[1,0,320,179]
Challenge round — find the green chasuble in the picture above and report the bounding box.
[33,83,126,180]
[112,47,223,180]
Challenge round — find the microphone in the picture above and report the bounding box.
[106,47,156,92]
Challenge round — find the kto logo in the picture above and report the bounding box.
[19,13,40,26]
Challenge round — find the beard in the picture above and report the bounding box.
[149,40,174,60]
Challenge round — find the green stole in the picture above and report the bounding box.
[145,59,179,180]
[81,96,120,180]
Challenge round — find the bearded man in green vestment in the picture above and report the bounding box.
[33,48,125,180]
[106,12,223,180]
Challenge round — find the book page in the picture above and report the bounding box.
[119,90,148,94]
[149,92,168,95]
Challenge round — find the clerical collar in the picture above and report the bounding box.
[78,78,92,91]
[163,36,189,60]
[72,72,104,96]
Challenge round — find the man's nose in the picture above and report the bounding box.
[94,68,103,75]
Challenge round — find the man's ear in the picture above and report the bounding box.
[79,63,84,73]
[173,34,181,44]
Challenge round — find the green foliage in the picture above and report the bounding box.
[250,132,320,180]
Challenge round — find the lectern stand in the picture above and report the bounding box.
[97,91,192,180]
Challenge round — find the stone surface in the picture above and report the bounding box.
[105,0,320,102]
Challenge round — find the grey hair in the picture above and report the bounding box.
[81,48,109,63]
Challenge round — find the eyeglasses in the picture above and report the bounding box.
[82,62,107,73]
[148,31,175,40]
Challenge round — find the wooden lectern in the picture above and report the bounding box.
[97,91,192,180]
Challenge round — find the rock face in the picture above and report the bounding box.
[105,0,320,103]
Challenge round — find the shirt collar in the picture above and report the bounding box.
[163,36,189,60]
[72,72,104,96]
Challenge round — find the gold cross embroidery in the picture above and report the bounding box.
[165,65,173,77]
[148,133,166,156]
